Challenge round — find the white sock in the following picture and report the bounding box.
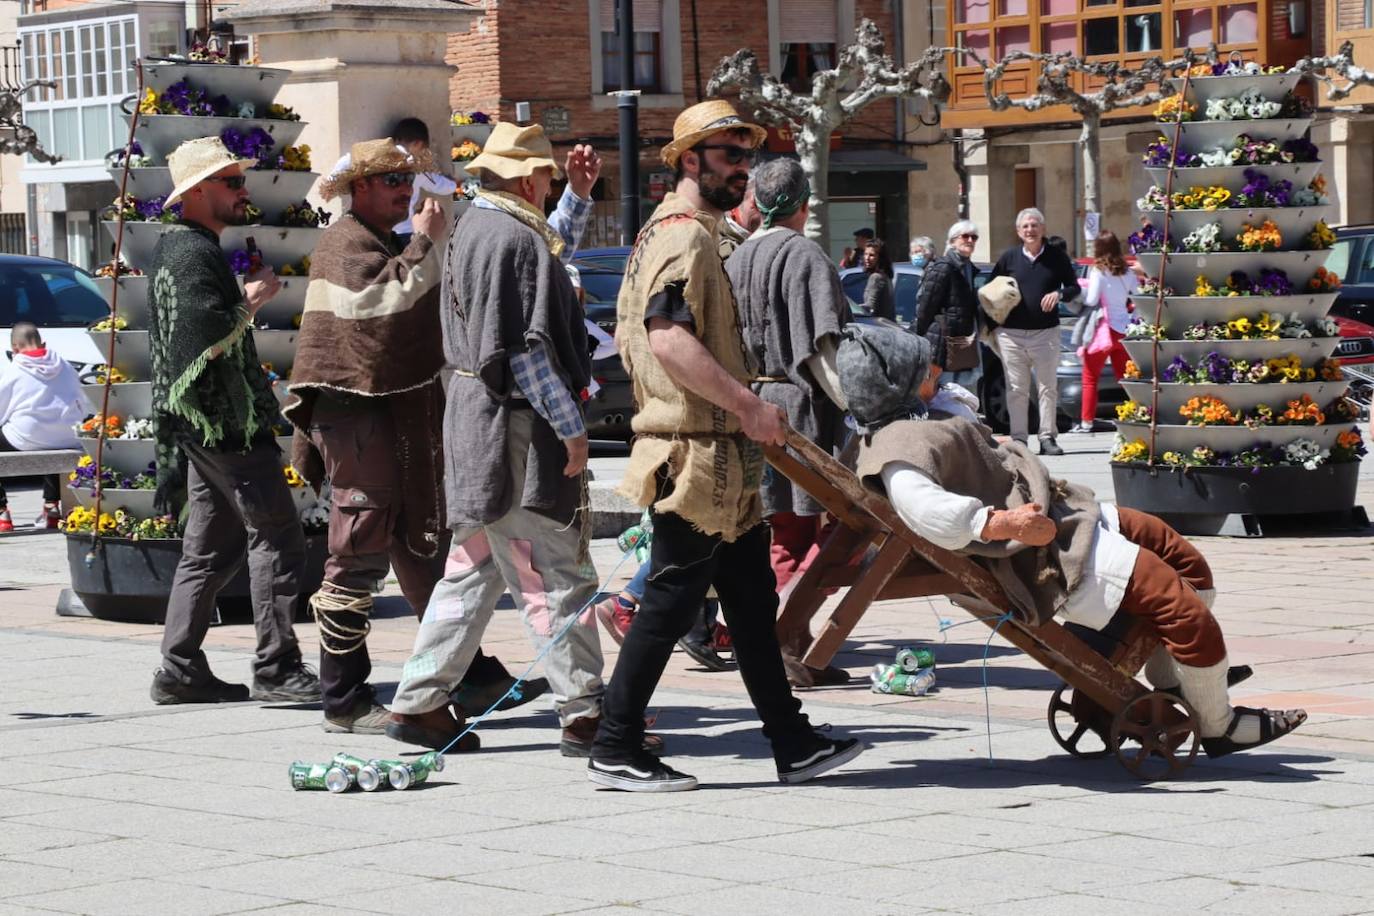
[1195,586,1216,609]
[1175,656,1240,739]
[1143,646,1180,690]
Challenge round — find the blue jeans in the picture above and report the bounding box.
[624,559,651,602]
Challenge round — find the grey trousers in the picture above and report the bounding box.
[391,410,604,726]
[996,326,1061,442]
[160,438,305,684]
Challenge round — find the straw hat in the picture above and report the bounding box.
[464,123,563,181]
[318,137,433,201]
[978,276,1023,325]
[661,99,766,169]
[165,136,253,206]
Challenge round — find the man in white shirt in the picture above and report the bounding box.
[837,322,1307,761]
[391,118,458,242]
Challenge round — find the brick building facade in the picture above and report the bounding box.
[446,0,919,256]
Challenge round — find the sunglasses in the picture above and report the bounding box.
[693,143,756,165]
[206,175,247,190]
[374,171,415,188]
[959,233,979,241]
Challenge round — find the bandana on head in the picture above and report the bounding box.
[756,178,810,229]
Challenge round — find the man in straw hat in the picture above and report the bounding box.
[838,321,1305,761]
[386,122,633,756]
[284,138,472,739]
[147,136,320,706]
[586,100,864,792]
[724,156,854,690]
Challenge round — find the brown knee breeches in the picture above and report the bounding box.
[1115,510,1225,667]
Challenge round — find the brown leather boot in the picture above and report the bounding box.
[385,706,480,753]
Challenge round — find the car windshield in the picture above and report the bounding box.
[0,263,108,327]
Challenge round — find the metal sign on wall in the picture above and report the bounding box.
[541,106,571,135]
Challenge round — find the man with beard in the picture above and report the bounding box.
[587,101,864,792]
[285,139,459,736]
[148,137,319,705]
[725,157,853,689]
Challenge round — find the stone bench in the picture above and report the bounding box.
[0,448,82,478]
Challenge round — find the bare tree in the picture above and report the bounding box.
[709,19,952,252]
[0,80,61,163]
[978,51,1189,223]
[1292,40,1374,100]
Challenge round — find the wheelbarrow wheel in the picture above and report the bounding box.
[1046,685,1113,760]
[1109,691,1200,781]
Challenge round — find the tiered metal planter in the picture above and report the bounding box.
[1112,71,1365,536]
[67,59,326,623]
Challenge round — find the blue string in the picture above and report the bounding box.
[927,608,1017,763]
[433,544,639,755]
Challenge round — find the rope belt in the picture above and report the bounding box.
[752,375,788,384]
[310,583,373,656]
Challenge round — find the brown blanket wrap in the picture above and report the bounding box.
[283,214,446,558]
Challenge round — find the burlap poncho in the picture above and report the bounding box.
[855,418,1101,625]
[618,192,763,541]
[284,214,445,557]
[726,226,851,517]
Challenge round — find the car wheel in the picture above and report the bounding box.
[981,371,1009,433]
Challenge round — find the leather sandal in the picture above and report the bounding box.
[1201,706,1307,759]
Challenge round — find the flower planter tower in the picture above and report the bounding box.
[1111,65,1367,536]
[64,57,328,624]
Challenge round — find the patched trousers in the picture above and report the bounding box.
[390,409,604,725]
[161,438,305,684]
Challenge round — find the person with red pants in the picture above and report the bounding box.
[1072,230,1139,434]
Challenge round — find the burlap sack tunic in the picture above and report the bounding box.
[855,418,1100,625]
[617,193,764,542]
[726,227,851,517]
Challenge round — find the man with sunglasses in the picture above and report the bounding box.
[147,137,319,706]
[588,100,864,792]
[284,138,459,737]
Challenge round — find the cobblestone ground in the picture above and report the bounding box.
[2,440,1372,915]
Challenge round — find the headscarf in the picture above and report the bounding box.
[836,322,932,435]
[756,177,810,229]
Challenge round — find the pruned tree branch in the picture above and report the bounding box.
[1291,40,1374,101]
[0,79,62,163]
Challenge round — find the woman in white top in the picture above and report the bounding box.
[1072,230,1139,433]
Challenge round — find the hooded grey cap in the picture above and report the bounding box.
[837,322,933,434]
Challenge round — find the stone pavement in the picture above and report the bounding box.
[2,437,1374,915]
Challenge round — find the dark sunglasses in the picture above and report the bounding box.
[693,143,756,165]
[959,233,979,241]
[206,175,247,190]
[374,171,415,188]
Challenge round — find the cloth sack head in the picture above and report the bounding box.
[661,99,767,168]
[165,136,253,206]
[978,275,1022,324]
[465,122,564,181]
[318,138,432,200]
[837,322,933,434]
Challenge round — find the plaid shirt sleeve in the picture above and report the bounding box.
[548,186,594,264]
[510,343,586,440]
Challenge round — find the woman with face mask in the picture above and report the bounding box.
[909,236,934,271]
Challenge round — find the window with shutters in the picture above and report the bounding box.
[779,0,840,92]
[1335,0,1372,30]
[600,0,664,93]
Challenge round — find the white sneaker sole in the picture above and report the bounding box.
[587,767,699,793]
[778,741,866,785]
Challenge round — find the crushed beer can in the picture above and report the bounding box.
[895,647,936,673]
[386,750,445,790]
[870,663,937,697]
[289,761,353,793]
[332,752,384,792]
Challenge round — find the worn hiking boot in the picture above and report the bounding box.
[150,667,249,705]
[560,714,665,758]
[323,696,392,734]
[386,707,481,753]
[250,662,322,703]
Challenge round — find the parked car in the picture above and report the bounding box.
[572,248,634,440]
[840,261,1121,433]
[0,254,108,368]
[1320,227,1374,411]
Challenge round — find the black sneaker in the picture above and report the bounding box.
[1039,437,1065,457]
[588,754,698,793]
[677,637,733,672]
[775,729,865,785]
[250,662,322,702]
[150,668,249,705]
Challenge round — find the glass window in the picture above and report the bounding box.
[1220,4,1259,43]
[49,30,65,102]
[123,21,137,93]
[957,0,991,25]
[1084,17,1119,55]
[81,105,110,162]
[53,108,80,160]
[1041,0,1076,12]
[1174,9,1213,48]
[63,28,77,101]
[1325,239,1352,281]
[997,25,1032,55]
[1042,21,1077,52]
[603,31,662,92]
[1126,12,1162,52]
[1356,239,1374,284]
[1000,0,1029,15]
[27,110,51,158]
[958,28,991,58]
[80,26,94,98]
[91,25,107,97]
[780,42,836,92]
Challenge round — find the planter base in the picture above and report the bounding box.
[1112,462,1367,537]
[61,534,326,624]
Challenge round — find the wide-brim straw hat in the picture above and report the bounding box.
[318,137,433,200]
[661,99,766,168]
[165,136,255,206]
[978,275,1023,324]
[464,122,564,181]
